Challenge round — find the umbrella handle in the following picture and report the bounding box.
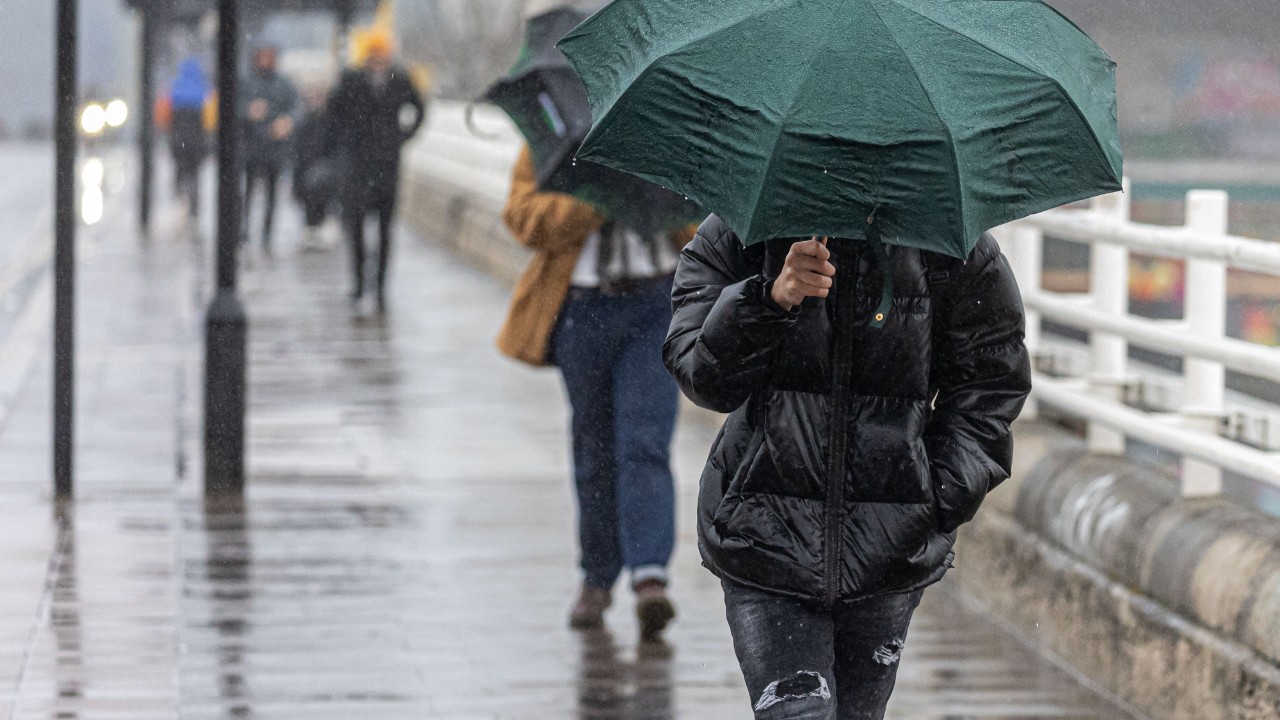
[801,235,830,311]
[463,101,504,140]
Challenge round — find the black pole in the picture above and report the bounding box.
[54,0,77,500]
[139,3,156,230]
[337,0,355,31]
[204,0,246,496]
[333,0,355,67]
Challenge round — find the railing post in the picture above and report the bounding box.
[1007,224,1043,420]
[1181,190,1229,497]
[1087,185,1130,454]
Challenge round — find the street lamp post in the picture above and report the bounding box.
[139,1,157,231]
[54,0,78,500]
[204,0,247,495]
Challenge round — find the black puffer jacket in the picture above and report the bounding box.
[665,216,1031,606]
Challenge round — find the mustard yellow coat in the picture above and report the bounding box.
[497,146,696,366]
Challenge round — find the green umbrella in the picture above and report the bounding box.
[559,0,1123,258]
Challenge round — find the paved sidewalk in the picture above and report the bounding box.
[0,158,1143,718]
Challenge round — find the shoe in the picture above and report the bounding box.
[635,579,675,642]
[569,585,612,629]
[375,290,387,314]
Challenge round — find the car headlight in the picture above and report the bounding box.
[81,103,106,135]
[105,99,128,128]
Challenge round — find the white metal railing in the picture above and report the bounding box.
[409,102,1280,497]
[996,185,1280,497]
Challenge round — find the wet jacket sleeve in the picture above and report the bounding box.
[399,74,426,143]
[926,236,1033,533]
[502,146,606,254]
[663,220,797,413]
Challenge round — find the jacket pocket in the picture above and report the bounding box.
[844,399,933,504]
[712,429,767,531]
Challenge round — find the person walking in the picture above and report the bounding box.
[497,145,695,642]
[239,46,297,254]
[664,225,1032,717]
[292,86,334,250]
[324,30,425,310]
[167,58,211,217]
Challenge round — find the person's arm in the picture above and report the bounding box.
[399,73,426,143]
[321,77,349,157]
[502,145,605,254]
[269,79,298,140]
[925,234,1033,532]
[663,223,812,413]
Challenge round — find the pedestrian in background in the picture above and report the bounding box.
[497,145,694,642]
[292,85,335,250]
[167,57,211,217]
[324,30,425,311]
[240,46,297,255]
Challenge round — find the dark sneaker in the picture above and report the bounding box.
[569,585,612,629]
[635,579,675,642]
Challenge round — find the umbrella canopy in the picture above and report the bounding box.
[559,0,1124,256]
[480,6,704,234]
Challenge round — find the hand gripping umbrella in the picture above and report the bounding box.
[479,6,703,235]
[559,0,1123,258]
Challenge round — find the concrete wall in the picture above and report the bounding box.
[400,101,1280,720]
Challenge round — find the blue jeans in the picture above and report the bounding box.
[553,277,679,590]
[723,581,923,720]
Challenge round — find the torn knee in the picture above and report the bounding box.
[873,638,906,666]
[753,671,832,712]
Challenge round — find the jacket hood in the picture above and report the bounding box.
[171,59,209,110]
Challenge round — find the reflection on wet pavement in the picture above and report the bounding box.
[0,186,1144,718]
[576,630,674,720]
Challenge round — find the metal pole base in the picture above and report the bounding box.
[204,288,247,496]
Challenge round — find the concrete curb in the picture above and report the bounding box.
[953,445,1280,719]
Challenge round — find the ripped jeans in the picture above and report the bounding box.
[722,581,924,720]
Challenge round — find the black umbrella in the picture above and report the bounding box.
[481,8,592,189]
[479,6,703,235]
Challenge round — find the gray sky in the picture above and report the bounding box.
[0,0,135,134]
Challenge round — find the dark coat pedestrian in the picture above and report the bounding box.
[664,216,1031,718]
[324,34,425,308]
[240,53,297,171]
[239,47,298,250]
[325,64,425,212]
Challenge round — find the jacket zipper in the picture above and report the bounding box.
[822,245,859,608]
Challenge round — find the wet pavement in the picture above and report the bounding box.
[0,150,1145,719]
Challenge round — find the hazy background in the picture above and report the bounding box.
[1,0,1278,161]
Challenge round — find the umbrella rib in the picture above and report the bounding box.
[885,0,1120,181]
[864,0,966,250]
[577,1,796,152]
[743,3,843,241]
